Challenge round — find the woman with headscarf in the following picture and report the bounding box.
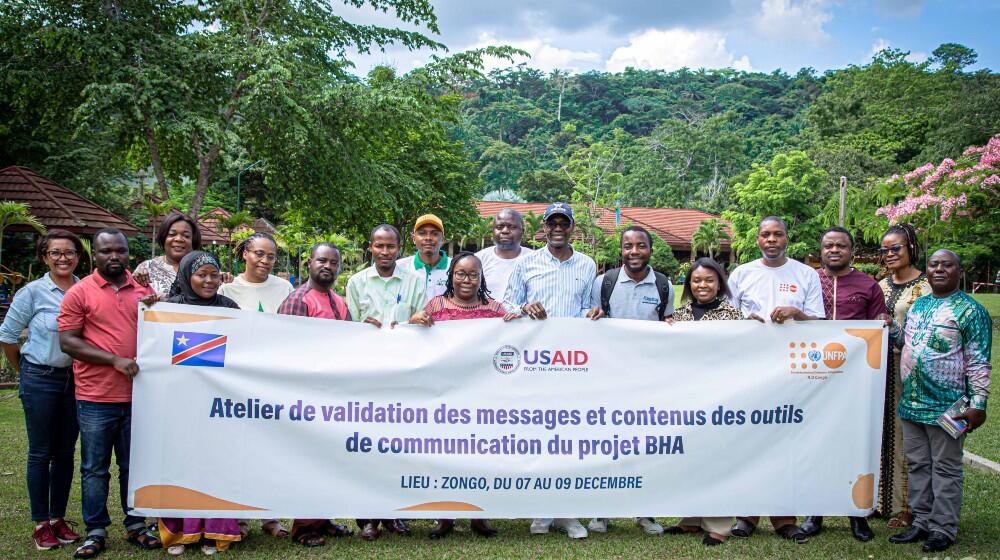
[148,251,241,555]
[409,252,517,539]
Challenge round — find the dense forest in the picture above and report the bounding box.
[1,0,997,278]
[456,44,998,215]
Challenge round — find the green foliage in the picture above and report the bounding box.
[690,219,729,261]
[722,151,827,262]
[0,202,46,268]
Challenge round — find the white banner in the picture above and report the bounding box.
[129,303,887,519]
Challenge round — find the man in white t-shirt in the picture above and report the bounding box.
[475,208,533,300]
[727,216,822,545]
[729,217,825,324]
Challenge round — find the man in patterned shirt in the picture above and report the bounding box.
[889,249,991,553]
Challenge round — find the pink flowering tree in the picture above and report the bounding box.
[838,134,1000,275]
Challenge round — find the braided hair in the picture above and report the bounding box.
[882,223,920,268]
[234,232,277,262]
[443,251,490,304]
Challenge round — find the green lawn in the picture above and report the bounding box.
[1,391,999,559]
[965,293,1000,463]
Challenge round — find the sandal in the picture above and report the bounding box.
[73,535,106,559]
[126,526,161,550]
[887,511,913,529]
[262,520,289,538]
[294,531,325,547]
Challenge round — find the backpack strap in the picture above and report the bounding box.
[600,267,621,317]
[653,270,672,318]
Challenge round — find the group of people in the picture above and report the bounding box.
[0,200,990,557]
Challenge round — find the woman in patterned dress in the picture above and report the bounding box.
[877,223,929,528]
[134,212,202,296]
[666,258,740,545]
[409,252,517,539]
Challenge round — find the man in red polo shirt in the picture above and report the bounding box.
[58,229,159,558]
[277,242,360,546]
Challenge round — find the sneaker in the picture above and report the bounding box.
[636,517,664,535]
[167,544,186,556]
[201,544,218,555]
[588,518,609,533]
[33,523,61,551]
[50,519,81,544]
[530,518,553,534]
[553,518,588,539]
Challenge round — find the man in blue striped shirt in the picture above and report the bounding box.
[503,202,596,322]
[503,202,596,540]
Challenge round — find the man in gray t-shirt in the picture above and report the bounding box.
[584,225,670,536]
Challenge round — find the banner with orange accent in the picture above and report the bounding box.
[129,303,887,518]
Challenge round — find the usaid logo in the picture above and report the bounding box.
[493,345,520,374]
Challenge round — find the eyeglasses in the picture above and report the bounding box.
[877,245,905,256]
[249,250,277,263]
[46,250,78,260]
[453,271,480,281]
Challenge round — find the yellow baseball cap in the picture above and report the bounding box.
[413,214,444,233]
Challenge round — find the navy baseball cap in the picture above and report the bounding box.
[543,202,574,224]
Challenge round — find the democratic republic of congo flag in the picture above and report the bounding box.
[171,331,227,367]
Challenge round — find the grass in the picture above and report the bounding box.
[1,391,999,559]
[965,293,999,464]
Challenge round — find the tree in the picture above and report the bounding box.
[931,43,978,73]
[517,170,575,203]
[722,151,827,262]
[8,0,448,217]
[690,219,729,260]
[0,202,46,269]
[141,197,174,258]
[522,211,543,249]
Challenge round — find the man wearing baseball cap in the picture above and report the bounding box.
[397,214,450,299]
[503,201,597,539]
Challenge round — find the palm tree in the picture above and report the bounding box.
[0,201,46,269]
[690,219,729,261]
[141,197,174,258]
[216,211,254,272]
[522,211,543,249]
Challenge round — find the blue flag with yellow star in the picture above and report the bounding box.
[171,331,227,367]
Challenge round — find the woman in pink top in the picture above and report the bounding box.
[409,252,517,539]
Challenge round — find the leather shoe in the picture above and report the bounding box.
[800,516,823,537]
[383,519,411,536]
[470,519,497,538]
[889,526,928,544]
[360,523,379,541]
[921,531,954,553]
[849,516,874,542]
[428,519,454,539]
[774,524,809,544]
[730,519,755,538]
[322,521,353,538]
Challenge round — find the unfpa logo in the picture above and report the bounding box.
[778,283,798,293]
[789,341,847,373]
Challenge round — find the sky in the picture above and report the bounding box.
[340,0,1000,76]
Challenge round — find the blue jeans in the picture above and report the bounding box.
[19,358,79,522]
[76,400,146,537]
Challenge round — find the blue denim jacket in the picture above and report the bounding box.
[0,273,77,368]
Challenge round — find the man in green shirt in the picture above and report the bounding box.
[347,224,426,328]
[397,214,450,299]
[889,249,991,554]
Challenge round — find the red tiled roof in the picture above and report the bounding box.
[0,166,139,235]
[475,201,731,251]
